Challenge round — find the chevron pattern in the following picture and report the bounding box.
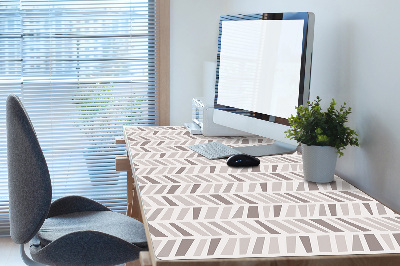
[124,126,400,260]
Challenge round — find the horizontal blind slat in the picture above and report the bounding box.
[0,0,158,236]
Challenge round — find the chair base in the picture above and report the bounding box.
[20,244,45,266]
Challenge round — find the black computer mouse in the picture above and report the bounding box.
[226,154,260,167]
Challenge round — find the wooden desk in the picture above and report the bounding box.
[120,126,400,266]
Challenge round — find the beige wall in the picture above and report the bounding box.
[170,0,400,212]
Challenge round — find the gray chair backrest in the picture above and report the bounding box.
[7,94,52,244]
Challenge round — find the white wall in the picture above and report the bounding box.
[170,0,400,212]
[170,0,227,125]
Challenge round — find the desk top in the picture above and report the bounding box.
[124,126,400,261]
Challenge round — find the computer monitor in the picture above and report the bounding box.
[213,12,315,156]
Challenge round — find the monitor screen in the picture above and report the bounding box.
[217,19,304,119]
[213,13,314,156]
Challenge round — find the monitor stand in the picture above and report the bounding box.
[233,141,298,157]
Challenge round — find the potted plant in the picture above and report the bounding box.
[285,96,359,183]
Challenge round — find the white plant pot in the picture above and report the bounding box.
[301,144,338,183]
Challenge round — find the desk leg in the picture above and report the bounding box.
[115,155,142,222]
[124,252,151,266]
[126,169,134,217]
[127,170,143,223]
[125,173,147,266]
[139,252,152,266]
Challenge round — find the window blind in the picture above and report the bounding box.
[0,0,159,236]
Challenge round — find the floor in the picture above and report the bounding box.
[0,237,25,266]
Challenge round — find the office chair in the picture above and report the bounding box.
[6,94,148,265]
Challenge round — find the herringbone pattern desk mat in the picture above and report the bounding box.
[124,126,400,260]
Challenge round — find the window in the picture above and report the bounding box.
[0,0,169,236]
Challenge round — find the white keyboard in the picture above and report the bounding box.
[189,142,242,160]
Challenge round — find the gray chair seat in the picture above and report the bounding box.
[37,211,147,248]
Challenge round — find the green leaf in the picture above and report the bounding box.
[285,97,359,157]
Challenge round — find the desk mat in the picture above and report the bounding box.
[124,126,400,260]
